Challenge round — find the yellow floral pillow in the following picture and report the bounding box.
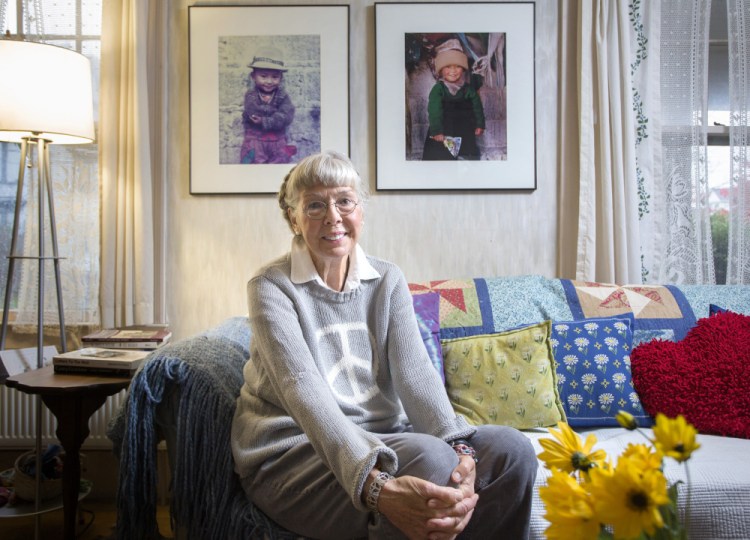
[442,321,566,429]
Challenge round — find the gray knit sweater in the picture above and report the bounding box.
[231,252,475,510]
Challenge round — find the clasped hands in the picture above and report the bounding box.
[376,456,477,540]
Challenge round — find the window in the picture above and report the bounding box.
[0,0,101,324]
[707,0,730,284]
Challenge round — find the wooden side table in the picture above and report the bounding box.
[5,366,130,540]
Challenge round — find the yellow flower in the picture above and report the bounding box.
[538,416,701,540]
[538,422,606,473]
[652,413,700,463]
[616,410,638,430]
[539,468,600,540]
[620,442,663,472]
[589,455,670,539]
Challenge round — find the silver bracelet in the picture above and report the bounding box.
[451,442,478,463]
[365,471,394,514]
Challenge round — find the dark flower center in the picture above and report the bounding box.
[571,451,593,471]
[627,490,650,511]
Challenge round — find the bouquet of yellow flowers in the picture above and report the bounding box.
[537,411,700,540]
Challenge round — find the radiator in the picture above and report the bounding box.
[0,384,126,449]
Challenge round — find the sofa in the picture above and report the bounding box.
[108,275,750,539]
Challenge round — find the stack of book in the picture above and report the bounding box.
[52,348,149,377]
[82,325,172,351]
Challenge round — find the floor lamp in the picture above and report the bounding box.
[0,37,95,532]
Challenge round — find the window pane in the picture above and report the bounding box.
[40,1,77,35]
[708,146,730,285]
[708,0,728,125]
[82,0,101,34]
[708,45,729,124]
[707,0,729,286]
[82,40,101,120]
[708,146,730,197]
[709,0,728,40]
[1,1,18,34]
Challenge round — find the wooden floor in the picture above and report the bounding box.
[0,501,172,539]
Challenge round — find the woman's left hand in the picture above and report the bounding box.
[376,473,475,540]
[424,456,477,539]
[450,455,476,500]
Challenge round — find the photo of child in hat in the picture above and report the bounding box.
[240,46,296,164]
[421,38,485,161]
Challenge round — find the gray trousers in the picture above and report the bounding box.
[243,425,538,539]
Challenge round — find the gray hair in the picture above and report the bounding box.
[278,150,369,232]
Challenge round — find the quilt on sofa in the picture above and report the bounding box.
[408,275,750,344]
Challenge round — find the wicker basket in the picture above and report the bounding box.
[13,450,63,502]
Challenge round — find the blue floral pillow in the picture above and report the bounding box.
[550,316,652,427]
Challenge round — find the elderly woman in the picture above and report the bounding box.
[231,150,537,539]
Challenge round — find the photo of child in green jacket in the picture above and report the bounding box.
[422,38,485,161]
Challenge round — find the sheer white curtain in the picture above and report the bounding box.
[629,0,661,285]
[557,0,642,284]
[642,0,714,285]
[15,147,101,326]
[726,0,750,284]
[99,0,167,328]
[559,1,718,286]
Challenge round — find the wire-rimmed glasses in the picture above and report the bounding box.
[298,198,359,220]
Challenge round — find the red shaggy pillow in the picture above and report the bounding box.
[631,311,750,439]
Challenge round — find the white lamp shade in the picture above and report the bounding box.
[0,39,95,144]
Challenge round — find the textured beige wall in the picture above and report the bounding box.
[166,0,559,340]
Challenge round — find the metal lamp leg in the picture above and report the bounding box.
[0,139,29,350]
[0,138,67,353]
[0,137,69,539]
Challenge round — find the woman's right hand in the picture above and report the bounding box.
[377,474,477,540]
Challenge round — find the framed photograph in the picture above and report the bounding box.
[375,2,536,191]
[189,5,350,194]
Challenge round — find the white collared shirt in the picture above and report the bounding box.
[290,236,381,292]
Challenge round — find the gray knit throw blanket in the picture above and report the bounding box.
[107,317,301,540]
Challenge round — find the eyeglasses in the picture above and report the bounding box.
[298,198,359,220]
